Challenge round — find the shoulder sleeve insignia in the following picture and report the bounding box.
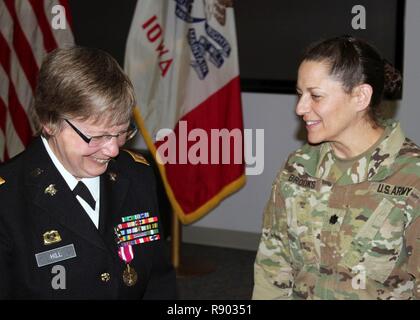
[123,149,150,166]
[0,176,5,186]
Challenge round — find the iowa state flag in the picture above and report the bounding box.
[125,0,245,224]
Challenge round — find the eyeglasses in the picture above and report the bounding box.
[64,119,138,148]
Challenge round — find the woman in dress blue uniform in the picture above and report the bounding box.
[0,46,176,299]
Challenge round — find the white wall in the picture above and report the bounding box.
[191,92,299,234]
[188,0,420,235]
[397,0,420,138]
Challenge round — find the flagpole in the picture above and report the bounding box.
[171,210,181,269]
[170,210,215,277]
[127,2,244,279]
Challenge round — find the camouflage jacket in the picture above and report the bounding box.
[253,121,420,299]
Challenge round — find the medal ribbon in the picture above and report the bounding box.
[121,234,161,247]
[118,244,134,264]
[121,212,150,222]
[118,222,158,236]
[119,228,159,242]
[117,216,158,230]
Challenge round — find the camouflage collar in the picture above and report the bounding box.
[316,120,406,183]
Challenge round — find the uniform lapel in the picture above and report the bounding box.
[99,162,130,255]
[24,137,108,251]
[100,153,156,288]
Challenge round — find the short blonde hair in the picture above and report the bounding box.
[32,46,136,137]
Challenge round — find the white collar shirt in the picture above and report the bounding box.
[41,136,100,229]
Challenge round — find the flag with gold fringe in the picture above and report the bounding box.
[125,0,245,224]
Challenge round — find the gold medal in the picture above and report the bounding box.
[122,264,138,286]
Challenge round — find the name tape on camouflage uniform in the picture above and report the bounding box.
[376,183,414,197]
[288,174,316,189]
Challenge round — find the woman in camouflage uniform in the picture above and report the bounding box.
[253,36,419,300]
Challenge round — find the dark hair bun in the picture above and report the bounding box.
[383,60,402,99]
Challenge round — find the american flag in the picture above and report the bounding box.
[0,0,74,162]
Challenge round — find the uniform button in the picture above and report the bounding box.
[100,272,111,282]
